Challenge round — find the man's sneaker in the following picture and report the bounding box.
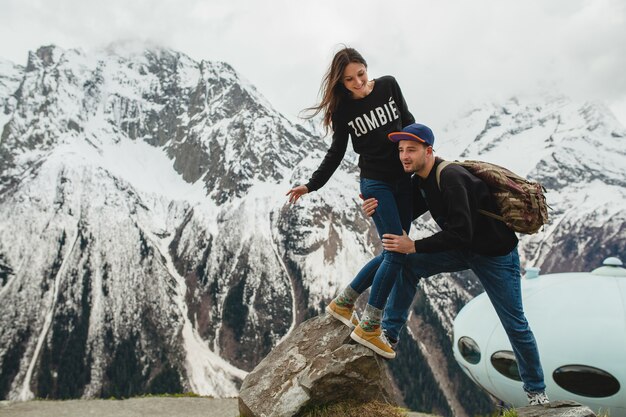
[350,323,396,359]
[527,391,550,406]
[326,300,359,328]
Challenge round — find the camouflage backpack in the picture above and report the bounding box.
[435,160,549,234]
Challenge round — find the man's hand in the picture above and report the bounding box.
[360,194,378,217]
[382,231,415,254]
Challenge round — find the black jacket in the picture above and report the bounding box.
[412,158,518,256]
[306,76,414,192]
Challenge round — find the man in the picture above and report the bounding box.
[363,123,549,405]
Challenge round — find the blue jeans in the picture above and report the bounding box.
[384,247,546,393]
[349,177,412,309]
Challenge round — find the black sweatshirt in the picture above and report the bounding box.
[305,76,415,192]
[412,158,518,256]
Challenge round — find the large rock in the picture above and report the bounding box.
[516,401,596,417]
[238,314,401,417]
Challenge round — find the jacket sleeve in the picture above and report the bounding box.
[305,116,349,192]
[413,178,474,253]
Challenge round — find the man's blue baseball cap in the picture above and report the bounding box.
[388,123,435,147]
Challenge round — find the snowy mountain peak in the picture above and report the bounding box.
[0,44,321,203]
[25,45,64,71]
[439,94,625,182]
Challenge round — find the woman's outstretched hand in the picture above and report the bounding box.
[286,185,309,204]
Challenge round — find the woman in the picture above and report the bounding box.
[286,47,414,359]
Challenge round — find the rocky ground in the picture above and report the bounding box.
[0,397,433,417]
[0,398,238,417]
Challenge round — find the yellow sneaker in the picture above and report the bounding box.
[350,322,396,359]
[326,300,359,328]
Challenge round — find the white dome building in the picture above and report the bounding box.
[453,257,626,415]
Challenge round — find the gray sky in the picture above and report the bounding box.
[2,0,626,131]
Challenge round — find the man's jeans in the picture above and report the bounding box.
[384,247,546,393]
[350,177,412,309]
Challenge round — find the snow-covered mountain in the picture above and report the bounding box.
[0,44,624,414]
[0,44,377,401]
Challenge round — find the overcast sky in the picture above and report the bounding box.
[1,0,626,131]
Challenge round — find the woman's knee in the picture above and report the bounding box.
[382,250,406,264]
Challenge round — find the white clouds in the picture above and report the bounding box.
[0,0,625,128]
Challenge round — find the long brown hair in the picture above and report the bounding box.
[302,47,367,134]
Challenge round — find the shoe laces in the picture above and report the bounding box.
[527,391,549,405]
[379,330,392,347]
[382,330,398,349]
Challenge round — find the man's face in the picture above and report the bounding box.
[398,140,428,173]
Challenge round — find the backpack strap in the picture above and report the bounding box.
[434,160,506,222]
[434,160,454,190]
[476,208,505,222]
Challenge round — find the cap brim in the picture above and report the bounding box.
[388,132,427,143]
